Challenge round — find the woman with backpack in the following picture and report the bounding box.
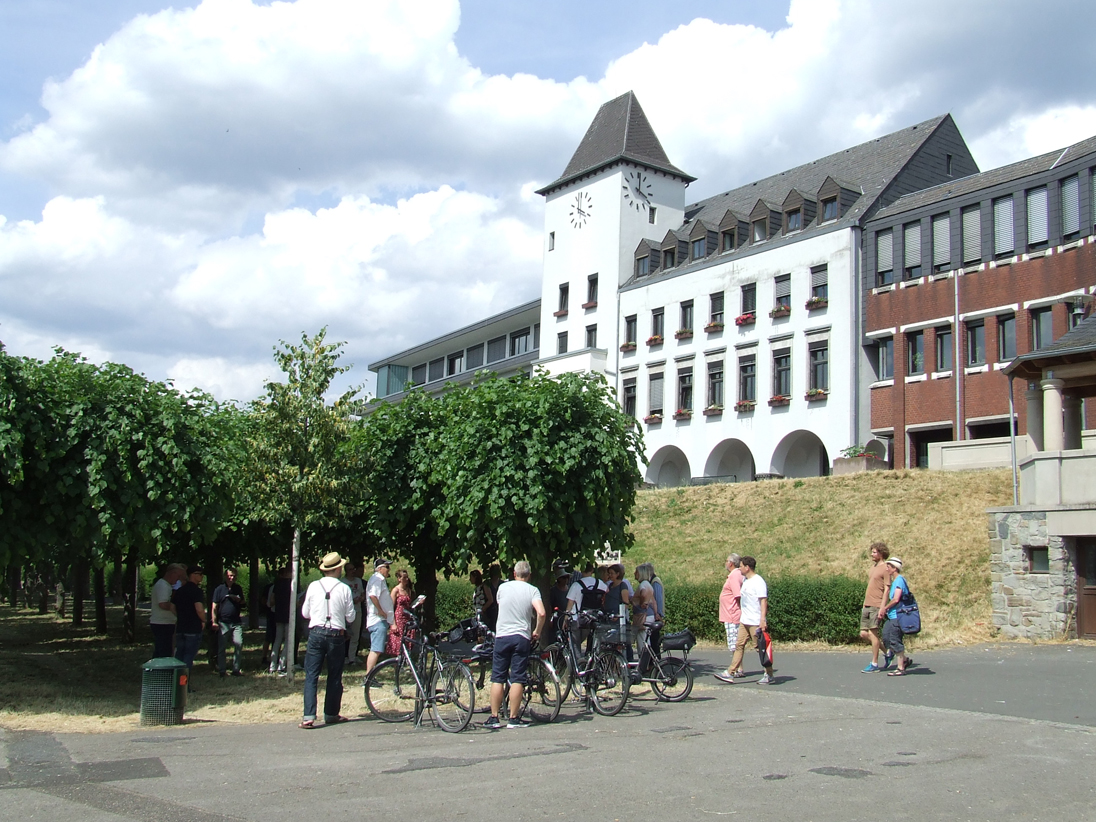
[881,557,913,676]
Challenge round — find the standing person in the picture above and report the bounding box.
[150,563,186,658]
[268,566,292,675]
[259,575,276,668]
[728,556,775,685]
[299,552,356,729]
[470,569,495,620]
[365,559,393,674]
[211,568,246,677]
[482,565,502,632]
[484,561,546,730]
[881,558,913,677]
[715,554,743,683]
[860,542,892,673]
[649,564,666,622]
[343,562,366,666]
[566,563,608,615]
[385,570,415,656]
[632,564,658,675]
[172,566,207,692]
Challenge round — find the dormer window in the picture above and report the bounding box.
[752,219,767,243]
[822,198,838,222]
[664,249,676,268]
[692,239,706,260]
[721,230,735,252]
[785,209,801,232]
[636,256,650,277]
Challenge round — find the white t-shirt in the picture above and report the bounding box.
[301,577,356,631]
[495,579,543,640]
[740,574,768,626]
[366,572,393,628]
[150,578,176,625]
[566,577,608,614]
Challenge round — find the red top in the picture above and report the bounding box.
[719,568,743,623]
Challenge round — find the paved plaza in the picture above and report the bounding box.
[2,643,1094,822]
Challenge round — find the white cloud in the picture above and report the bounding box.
[970,106,1096,172]
[166,355,275,402]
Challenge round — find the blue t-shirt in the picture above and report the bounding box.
[886,575,909,620]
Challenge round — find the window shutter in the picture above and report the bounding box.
[994,197,1014,254]
[1061,176,1080,235]
[1026,187,1048,244]
[876,229,893,272]
[962,207,981,262]
[932,215,950,267]
[904,222,921,267]
[774,275,791,299]
[811,265,828,288]
[649,374,664,412]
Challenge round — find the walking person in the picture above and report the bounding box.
[881,558,913,676]
[728,556,775,685]
[150,563,186,658]
[211,567,246,677]
[715,554,743,683]
[299,552,356,729]
[484,561,546,730]
[365,559,393,674]
[171,566,207,692]
[860,542,891,673]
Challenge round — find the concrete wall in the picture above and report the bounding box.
[929,434,1035,470]
[1019,450,1096,506]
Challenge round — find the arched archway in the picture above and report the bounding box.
[865,438,888,462]
[646,446,692,487]
[704,439,755,482]
[770,430,830,478]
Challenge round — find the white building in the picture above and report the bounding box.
[370,92,978,485]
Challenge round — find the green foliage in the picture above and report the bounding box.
[435,579,474,630]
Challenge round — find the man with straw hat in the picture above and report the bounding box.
[299,552,356,729]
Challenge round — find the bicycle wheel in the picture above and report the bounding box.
[364,657,416,722]
[430,661,475,732]
[591,650,630,716]
[651,657,693,702]
[522,657,562,723]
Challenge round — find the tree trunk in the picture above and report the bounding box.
[249,546,260,630]
[112,551,124,602]
[414,559,439,632]
[5,565,16,607]
[204,550,223,670]
[286,527,301,682]
[72,557,88,626]
[122,552,138,643]
[93,565,108,634]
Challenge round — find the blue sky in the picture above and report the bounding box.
[1,0,1094,400]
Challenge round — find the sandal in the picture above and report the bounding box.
[298,720,316,729]
[887,668,906,677]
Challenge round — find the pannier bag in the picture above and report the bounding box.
[661,629,696,652]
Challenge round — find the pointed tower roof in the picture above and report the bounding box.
[536,91,694,196]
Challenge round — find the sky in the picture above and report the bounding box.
[2,0,1095,401]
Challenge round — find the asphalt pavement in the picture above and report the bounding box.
[2,643,1095,822]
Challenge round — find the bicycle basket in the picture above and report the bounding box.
[661,629,696,652]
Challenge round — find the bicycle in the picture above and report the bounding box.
[363,595,476,732]
[552,610,630,716]
[627,621,694,702]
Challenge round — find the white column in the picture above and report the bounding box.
[1025,385,1044,451]
[1041,378,1065,452]
[1063,395,1082,450]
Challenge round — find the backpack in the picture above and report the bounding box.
[578,578,605,611]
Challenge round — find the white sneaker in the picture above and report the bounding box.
[758,674,774,685]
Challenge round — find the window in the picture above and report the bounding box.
[773,349,791,396]
[878,338,894,380]
[1026,186,1048,246]
[993,196,1014,256]
[935,327,953,372]
[721,230,735,252]
[692,238,706,260]
[586,274,598,307]
[786,208,801,232]
[932,214,950,272]
[1062,175,1080,236]
[557,332,568,355]
[809,341,829,391]
[663,249,676,268]
[624,315,637,345]
[876,228,894,285]
[635,256,650,277]
[1028,547,1049,574]
[447,351,463,376]
[822,197,838,222]
[411,363,427,386]
[966,321,985,366]
[466,344,484,370]
[533,323,539,350]
[710,292,724,325]
[1032,307,1053,349]
[903,221,922,279]
[510,329,530,357]
[548,231,555,251]
[557,284,569,314]
[962,206,981,263]
[810,265,828,301]
[680,300,694,333]
[907,331,924,374]
[585,324,597,348]
[428,357,444,382]
[738,354,756,402]
[752,218,767,243]
[707,361,724,407]
[649,373,664,416]
[946,153,953,176]
[622,378,637,417]
[741,283,757,314]
[774,274,791,309]
[648,207,657,224]
[651,308,665,339]
[998,314,1016,361]
[487,336,506,363]
[677,367,693,412]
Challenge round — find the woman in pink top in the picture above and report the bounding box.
[715,554,744,682]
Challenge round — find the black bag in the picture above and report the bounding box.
[661,629,695,652]
[895,586,921,635]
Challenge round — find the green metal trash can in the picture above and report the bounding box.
[140,657,188,726]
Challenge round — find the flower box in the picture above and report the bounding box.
[768,395,790,407]
[674,329,693,340]
[704,321,725,333]
[643,414,663,424]
[581,300,598,310]
[646,335,664,346]
[703,405,724,416]
[619,342,637,353]
[672,410,692,420]
[805,297,828,311]
[734,313,756,327]
[552,309,568,317]
[734,400,756,412]
[769,305,791,319]
[805,389,828,401]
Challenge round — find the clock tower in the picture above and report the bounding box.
[535,91,694,378]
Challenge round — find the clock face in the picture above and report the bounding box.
[622,170,652,211]
[570,191,592,228]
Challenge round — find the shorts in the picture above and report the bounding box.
[882,619,905,655]
[490,634,532,685]
[860,606,882,631]
[368,621,389,653]
[723,622,740,652]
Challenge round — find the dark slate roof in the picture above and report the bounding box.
[1004,309,1096,381]
[681,115,949,229]
[874,133,1096,220]
[536,91,694,195]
